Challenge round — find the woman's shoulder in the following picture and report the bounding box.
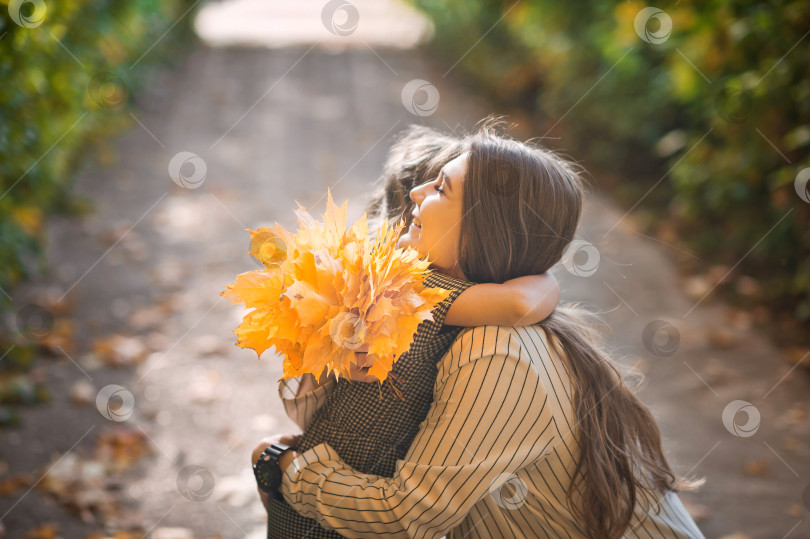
[439,325,567,384]
[438,325,541,371]
[450,324,557,356]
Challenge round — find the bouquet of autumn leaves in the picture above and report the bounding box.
[220,192,452,383]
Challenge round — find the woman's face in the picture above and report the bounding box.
[397,152,468,277]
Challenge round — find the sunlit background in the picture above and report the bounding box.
[1,0,809,537]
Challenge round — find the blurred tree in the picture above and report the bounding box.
[411,0,810,331]
[0,0,199,423]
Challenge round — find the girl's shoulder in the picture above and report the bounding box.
[421,269,475,293]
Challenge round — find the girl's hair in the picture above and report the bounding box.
[366,124,467,233]
[371,118,703,538]
[461,118,703,538]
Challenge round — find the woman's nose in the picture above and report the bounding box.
[409,182,427,205]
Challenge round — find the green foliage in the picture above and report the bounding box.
[0,0,198,420]
[411,0,810,323]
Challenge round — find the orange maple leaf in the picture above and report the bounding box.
[221,190,451,382]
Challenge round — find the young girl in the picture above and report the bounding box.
[252,125,562,538]
[272,121,705,539]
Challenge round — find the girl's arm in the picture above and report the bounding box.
[278,326,556,537]
[444,271,560,327]
[278,370,335,431]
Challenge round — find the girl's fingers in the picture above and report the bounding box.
[356,353,374,369]
[348,352,377,382]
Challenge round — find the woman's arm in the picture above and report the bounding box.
[444,271,560,327]
[280,326,557,538]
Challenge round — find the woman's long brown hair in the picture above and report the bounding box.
[368,118,704,538]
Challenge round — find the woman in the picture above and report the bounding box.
[253,123,562,538]
[270,121,706,538]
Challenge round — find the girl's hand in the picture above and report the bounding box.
[252,433,301,511]
[251,433,301,467]
[346,343,378,383]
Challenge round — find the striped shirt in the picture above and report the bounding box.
[280,324,706,539]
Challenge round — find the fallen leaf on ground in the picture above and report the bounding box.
[40,319,77,356]
[192,335,229,357]
[92,335,150,367]
[71,380,97,406]
[38,427,153,526]
[0,472,34,496]
[787,503,802,517]
[151,529,195,539]
[94,428,152,474]
[743,458,769,477]
[707,326,736,349]
[22,523,60,539]
[784,347,810,369]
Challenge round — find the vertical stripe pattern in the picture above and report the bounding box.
[268,271,475,537]
[282,325,706,539]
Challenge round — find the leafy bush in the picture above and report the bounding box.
[0,0,198,422]
[410,0,810,327]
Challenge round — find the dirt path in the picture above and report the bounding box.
[1,5,809,538]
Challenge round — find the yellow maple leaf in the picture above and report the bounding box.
[221,189,453,382]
